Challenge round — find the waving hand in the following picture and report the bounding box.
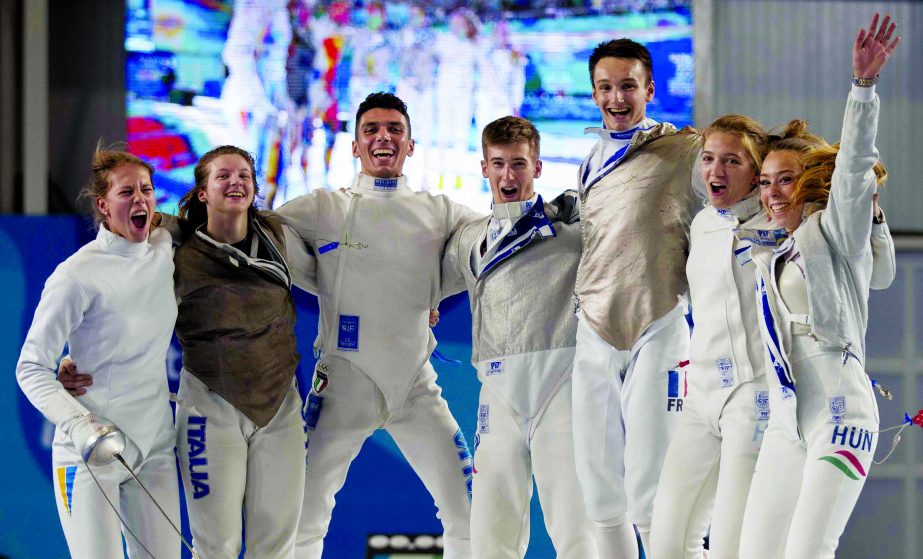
[853,13,900,80]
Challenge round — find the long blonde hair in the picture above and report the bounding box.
[793,145,888,212]
[766,119,887,212]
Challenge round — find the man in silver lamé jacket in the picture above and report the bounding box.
[570,38,705,559]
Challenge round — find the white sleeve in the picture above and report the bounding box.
[277,191,322,248]
[440,227,468,300]
[445,197,484,237]
[16,264,91,425]
[438,198,483,306]
[820,89,880,257]
[282,223,319,295]
[851,83,876,102]
[869,217,896,290]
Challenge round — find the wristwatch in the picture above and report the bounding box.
[853,75,880,87]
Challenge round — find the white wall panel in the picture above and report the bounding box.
[696,1,922,232]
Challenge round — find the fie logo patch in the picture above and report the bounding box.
[754,390,770,420]
[486,359,505,377]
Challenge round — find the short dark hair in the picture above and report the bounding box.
[481,116,541,160]
[355,92,411,138]
[588,39,653,86]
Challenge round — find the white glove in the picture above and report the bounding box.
[44,388,126,465]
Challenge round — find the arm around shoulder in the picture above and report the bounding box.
[444,196,484,238]
[440,225,469,300]
[282,222,319,294]
[549,189,581,225]
[154,212,188,245]
[276,192,323,246]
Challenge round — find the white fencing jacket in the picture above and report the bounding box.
[442,192,582,418]
[278,174,481,411]
[688,181,892,414]
[17,227,177,459]
[755,87,885,437]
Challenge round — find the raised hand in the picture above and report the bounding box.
[853,13,901,79]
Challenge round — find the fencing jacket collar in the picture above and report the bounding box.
[581,117,659,192]
[714,188,763,223]
[194,219,292,288]
[729,191,789,248]
[97,224,150,256]
[475,194,555,277]
[351,173,411,197]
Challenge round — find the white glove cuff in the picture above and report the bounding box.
[43,388,125,465]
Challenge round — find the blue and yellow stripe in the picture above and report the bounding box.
[56,466,77,515]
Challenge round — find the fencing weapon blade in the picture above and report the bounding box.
[81,450,200,559]
[114,453,200,559]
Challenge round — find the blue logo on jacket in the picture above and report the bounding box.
[374,178,398,191]
[338,315,359,351]
[667,369,683,412]
[186,416,210,499]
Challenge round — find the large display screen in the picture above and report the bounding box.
[126,0,693,213]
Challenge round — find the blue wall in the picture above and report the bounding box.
[0,216,555,559]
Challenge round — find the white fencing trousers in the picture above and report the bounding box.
[52,427,180,559]
[572,306,689,558]
[176,371,306,559]
[297,356,472,559]
[739,335,879,559]
[650,377,769,559]
[471,377,597,559]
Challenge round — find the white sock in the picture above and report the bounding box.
[594,516,639,559]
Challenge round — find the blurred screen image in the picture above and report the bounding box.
[126,0,693,213]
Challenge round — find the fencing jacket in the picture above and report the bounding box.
[442,191,581,418]
[687,191,773,410]
[17,226,177,459]
[576,124,703,350]
[278,173,482,411]
[173,211,315,427]
[755,87,884,438]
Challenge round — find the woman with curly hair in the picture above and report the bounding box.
[739,14,900,558]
